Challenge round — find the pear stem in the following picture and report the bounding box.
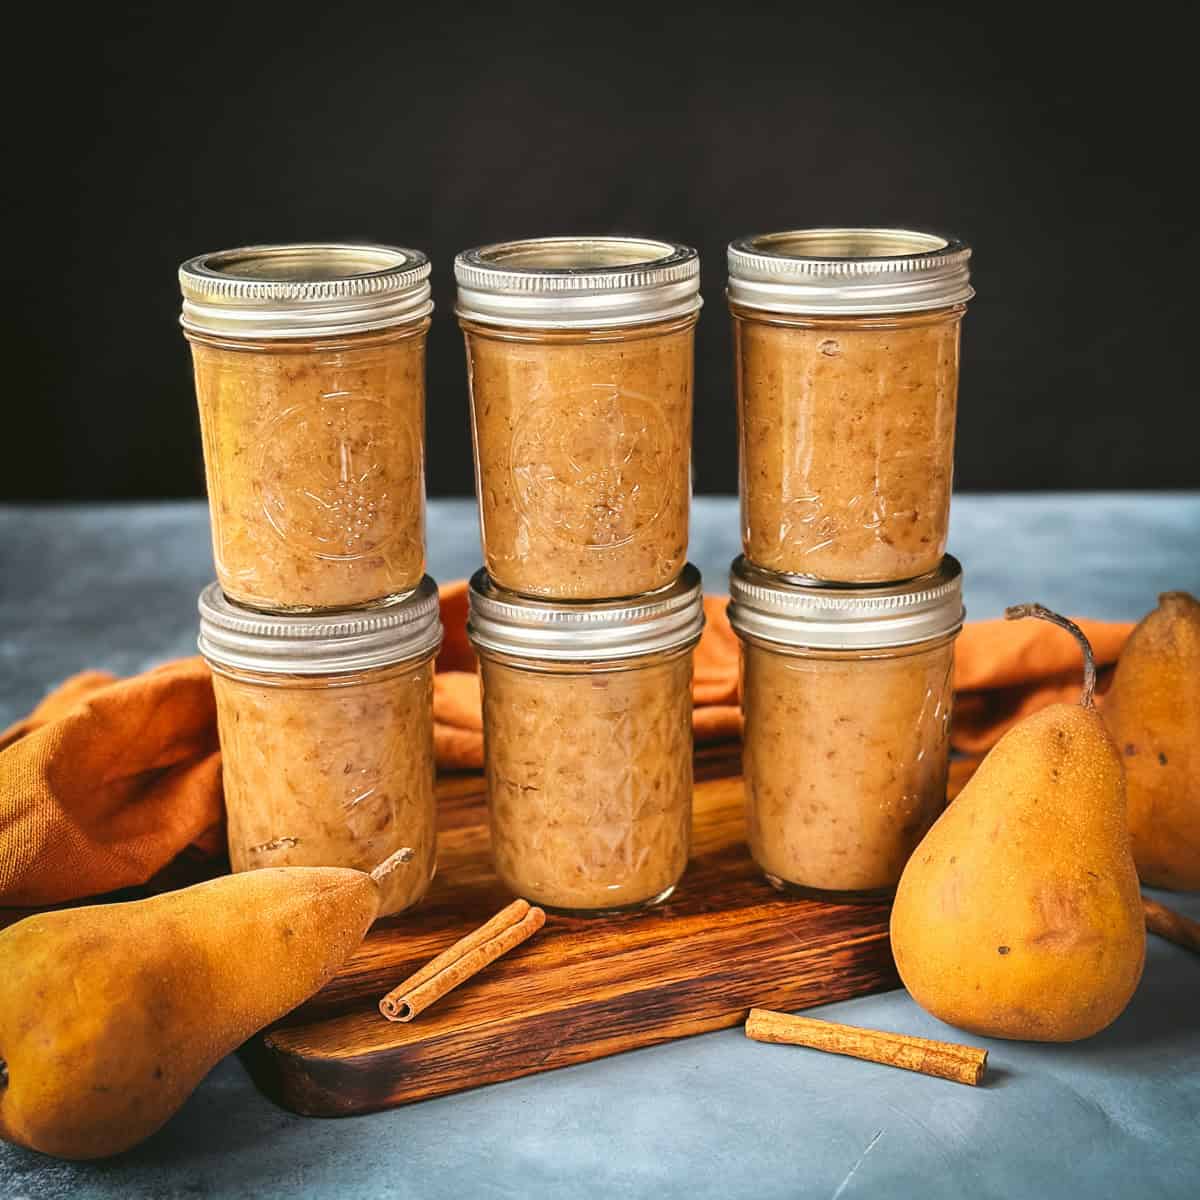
[370,846,415,883]
[1004,603,1096,710]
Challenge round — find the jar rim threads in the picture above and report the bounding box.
[727,555,964,651]
[467,565,705,662]
[198,577,443,676]
[179,242,432,339]
[727,227,972,315]
[455,235,701,329]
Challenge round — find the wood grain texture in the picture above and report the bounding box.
[247,749,901,1116]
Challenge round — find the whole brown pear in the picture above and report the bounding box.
[891,604,1145,1042]
[1104,591,1200,890]
[0,866,380,1160]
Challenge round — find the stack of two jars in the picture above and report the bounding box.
[457,237,706,915]
[180,244,444,919]
[727,229,974,902]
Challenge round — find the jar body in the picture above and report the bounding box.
[733,304,963,583]
[188,323,428,611]
[210,656,437,916]
[477,648,694,912]
[461,315,696,599]
[740,635,955,898]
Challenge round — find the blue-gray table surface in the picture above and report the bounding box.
[1,493,1198,1200]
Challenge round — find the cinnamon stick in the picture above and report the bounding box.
[745,1009,988,1086]
[1144,897,1200,954]
[379,899,545,1022]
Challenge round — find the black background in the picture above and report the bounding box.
[6,2,1195,501]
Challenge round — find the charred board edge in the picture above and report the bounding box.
[251,930,899,1116]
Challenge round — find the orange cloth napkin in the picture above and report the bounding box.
[0,582,1133,906]
[0,661,224,906]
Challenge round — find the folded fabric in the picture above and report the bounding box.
[0,582,1132,906]
[0,660,224,906]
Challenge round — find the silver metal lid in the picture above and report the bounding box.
[727,228,973,315]
[455,236,701,329]
[179,243,432,339]
[468,565,705,663]
[728,555,964,651]
[198,577,443,676]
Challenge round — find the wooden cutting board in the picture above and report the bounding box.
[246,748,901,1116]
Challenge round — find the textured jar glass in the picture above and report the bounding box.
[456,237,701,600]
[180,244,432,612]
[728,229,972,584]
[468,566,705,913]
[198,579,442,917]
[729,556,963,900]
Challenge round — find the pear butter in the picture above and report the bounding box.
[729,556,963,899]
[468,566,704,913]
[198,579,443,917]
[728,229,972,584]
[181,243,432,612]
[456,237,700,600]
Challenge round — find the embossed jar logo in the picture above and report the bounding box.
[509,385,673,550]
[256,394,417,560]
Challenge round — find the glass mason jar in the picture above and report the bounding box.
[456,237,701,601]
[180,243,432,612]
[198,576,443,917]
[467,565,705,913]
[728,555,964,900]
[728,229,973,584]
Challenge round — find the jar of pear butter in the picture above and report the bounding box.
[180,243,432,612]
[728,229,972,584]
[198,577,443,917]
[468,566,705,913]
[729,556,963,900]
[456,237,700,600]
